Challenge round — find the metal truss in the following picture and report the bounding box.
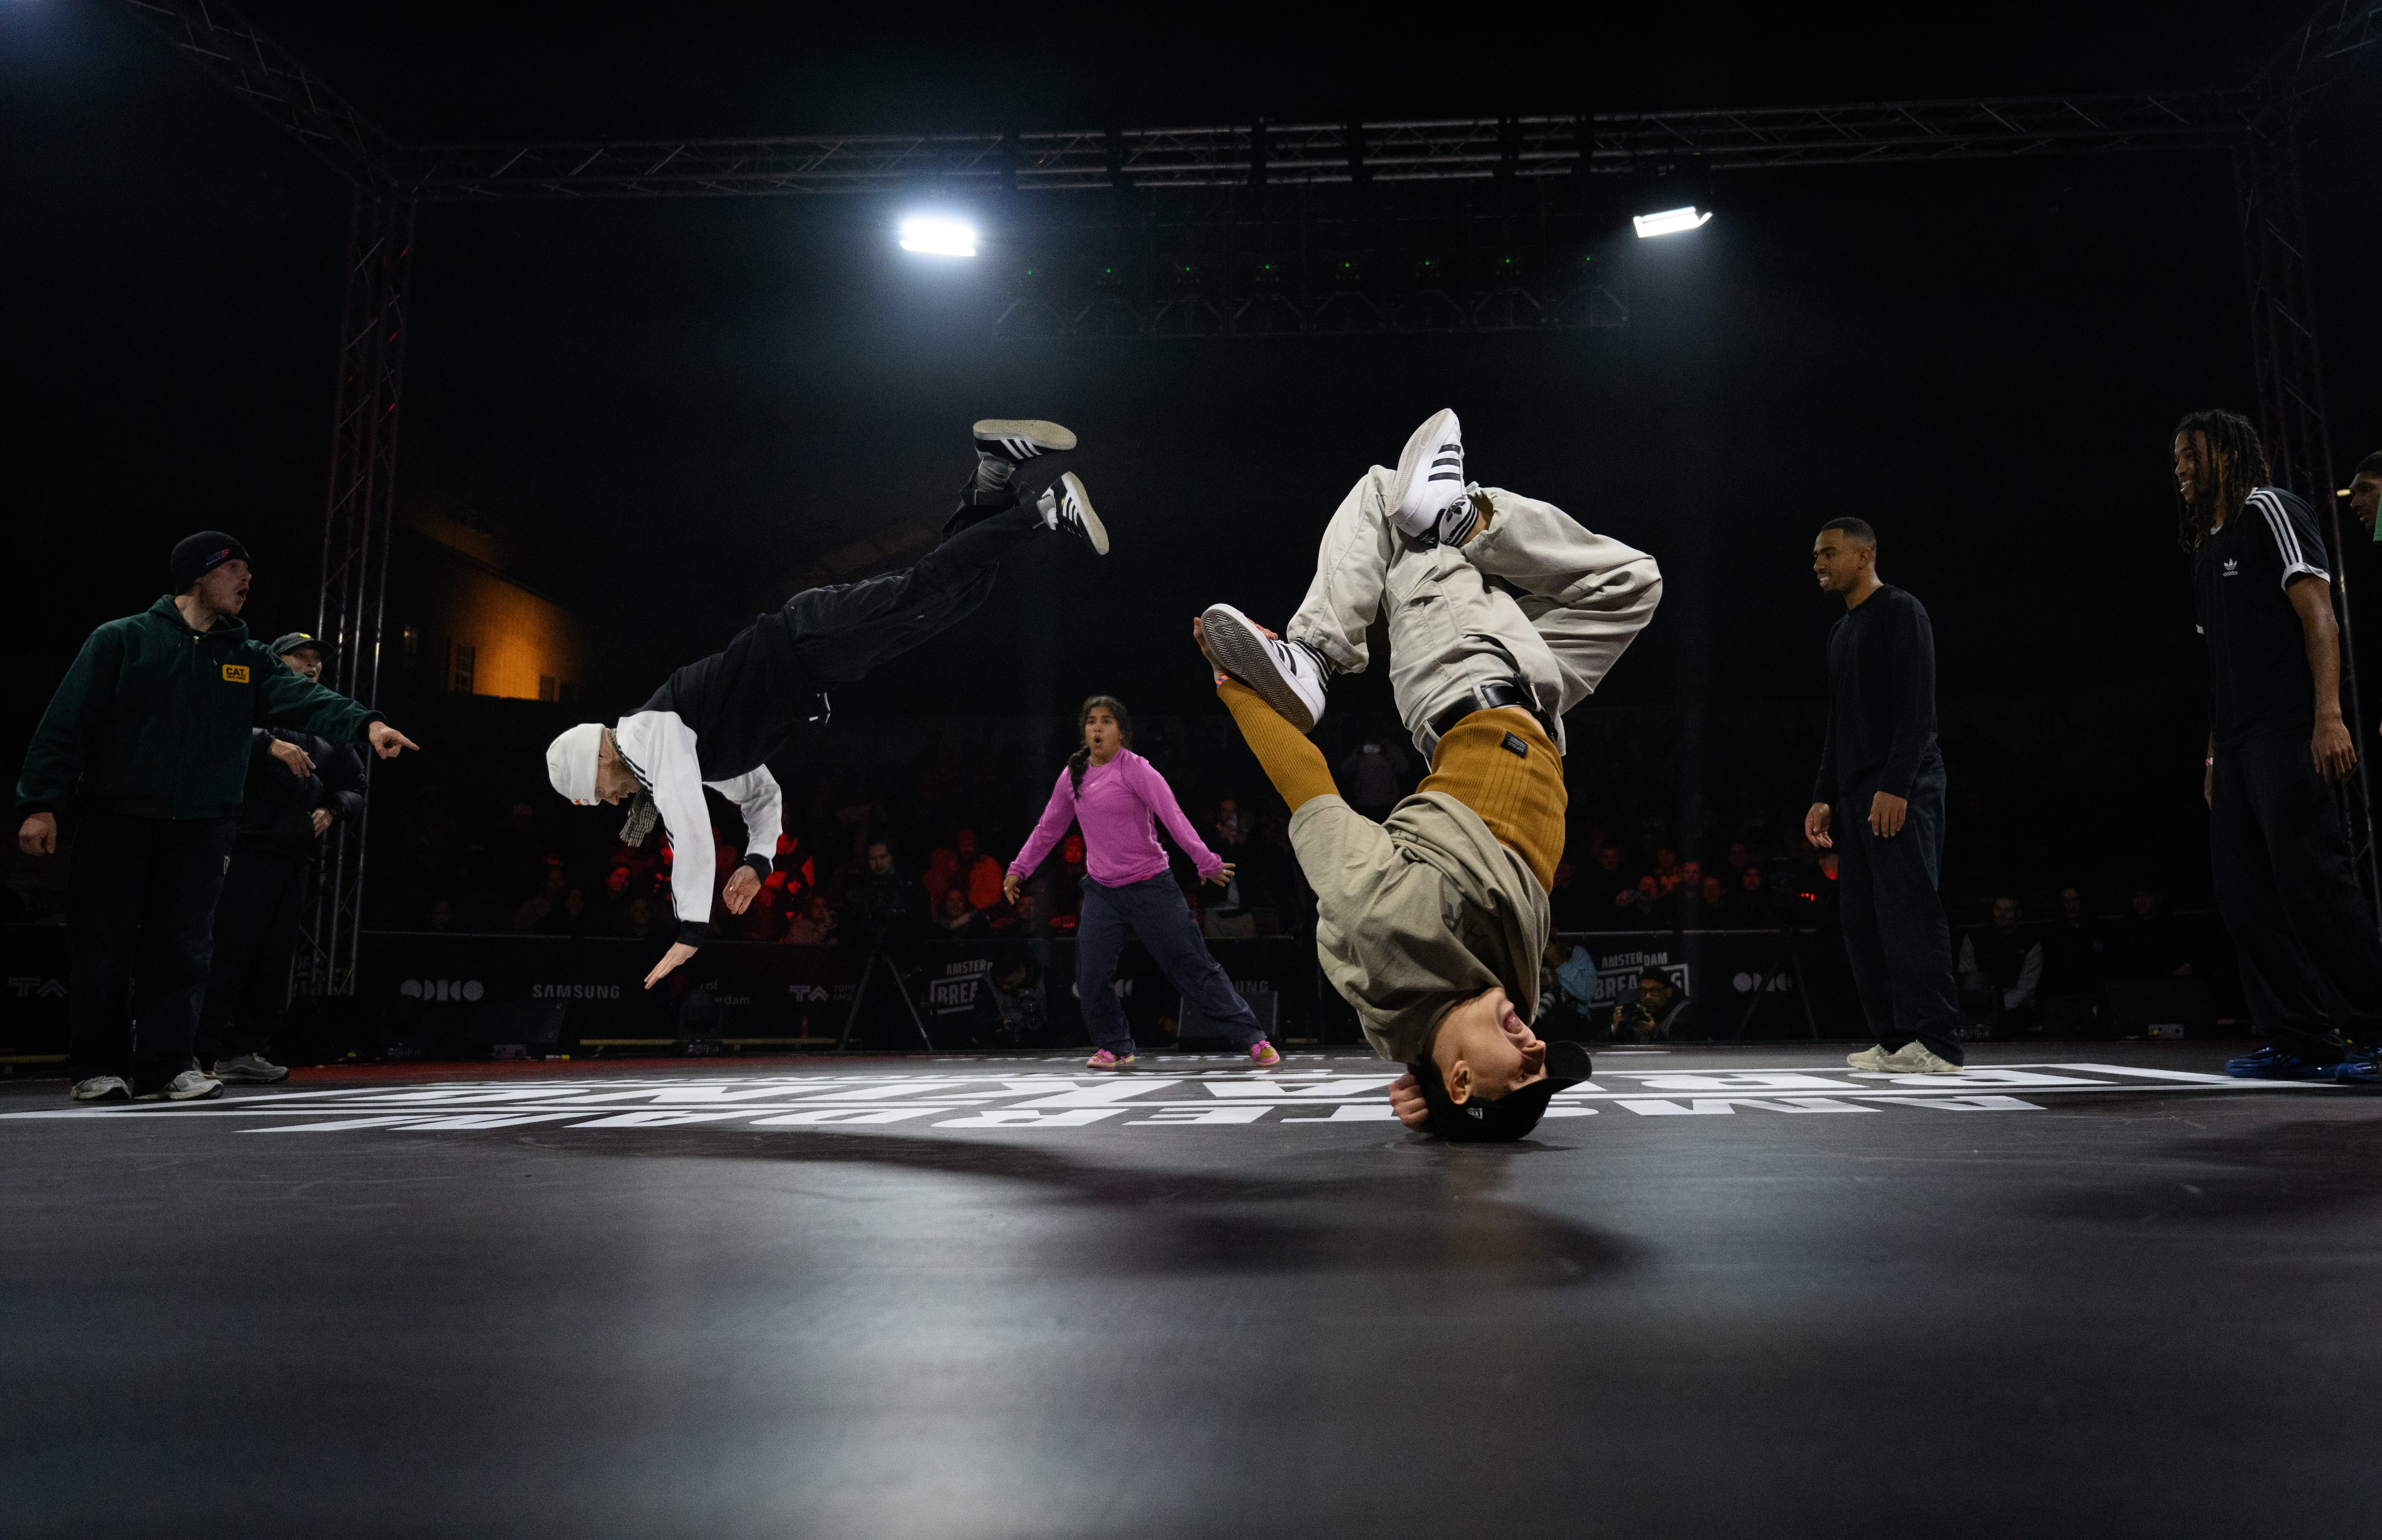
[122,0,396,185]
[295,191,416,997]
[389,92,2252,201]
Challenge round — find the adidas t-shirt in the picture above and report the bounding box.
[2193,486,2331,748]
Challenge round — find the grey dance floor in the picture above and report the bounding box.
[6,1044,2381,1538]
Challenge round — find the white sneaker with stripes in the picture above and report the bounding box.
[1037,472,1108,554]
[972,418,1076,498]
[1388,408,1480,545]
[1199,604,1330,733]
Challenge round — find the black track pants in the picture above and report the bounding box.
[1835,764,1965,1065]
[196,844,309,1063]
[66,812,232,1090]
[765,501,1046,684]
[2210,730,2382,1055]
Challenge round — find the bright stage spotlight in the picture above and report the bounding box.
[898,215,978,257]
[1632,205,1714,239]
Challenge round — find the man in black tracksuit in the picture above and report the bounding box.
[2172,411,2382,1084]
[1803,516,1966,1073]
[14,533,417,1103]
[196,633,368,1084]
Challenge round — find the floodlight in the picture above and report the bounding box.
[898,215,978,257]
[1632,206,1714,239]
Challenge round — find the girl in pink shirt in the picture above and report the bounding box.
[1006,696,1279,1070]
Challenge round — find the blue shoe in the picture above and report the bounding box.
[2224,1046,2332,1080]
[2323,1050,2382,1087]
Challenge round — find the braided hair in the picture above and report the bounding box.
[2172,409,2270,553]
[1067,695,1132,796]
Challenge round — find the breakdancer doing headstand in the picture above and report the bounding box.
[1194,409,1662,1139]
[546,420,1106,987]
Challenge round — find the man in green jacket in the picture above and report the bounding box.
[14,532,420,1103]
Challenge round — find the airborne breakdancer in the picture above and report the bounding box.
[1194,409,1662,1139]
[546,420,1106,987]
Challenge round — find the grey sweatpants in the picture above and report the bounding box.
[1287,466,1663,755]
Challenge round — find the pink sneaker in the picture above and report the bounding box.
[1248,1039,1281,1067]
[1087,1049,1136,1071]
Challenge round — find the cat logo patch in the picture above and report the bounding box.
[221,664,250,684]
[1500,732,1529,759]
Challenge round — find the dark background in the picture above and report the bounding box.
[6,0,2378,905]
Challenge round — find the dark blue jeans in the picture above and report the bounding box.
[1076,875,1263,1056]
[1836,764,1963,1065]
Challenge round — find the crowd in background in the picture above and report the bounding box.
[5,705,2227,988]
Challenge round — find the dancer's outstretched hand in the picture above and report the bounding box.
[722,866,761,915]
[645,942,697,989]
[1002,873,1022,906]
[1205,862,1236,889]
[1386,1072,1431,1130]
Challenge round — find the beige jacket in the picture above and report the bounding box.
[1290,789,1549,1064]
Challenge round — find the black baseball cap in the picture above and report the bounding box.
[270,632,334,658]
[1409,1039,1595,1142]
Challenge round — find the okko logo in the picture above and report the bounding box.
[399,979,485,1002]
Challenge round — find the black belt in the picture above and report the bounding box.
[1429,682,1553,744]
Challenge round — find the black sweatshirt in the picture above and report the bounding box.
[1813,584,1942,804]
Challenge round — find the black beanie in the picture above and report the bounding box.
[170,531,249,593]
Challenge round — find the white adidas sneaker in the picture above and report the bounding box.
[971,418,1076,499]
[1036,472,1108,554]
[1388,408,1478,544]
[1199,604,1330,733]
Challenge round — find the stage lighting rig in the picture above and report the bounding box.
[898,215,978,257]
[1632,205,1713,238]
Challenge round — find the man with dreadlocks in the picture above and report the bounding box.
[545,419,1107,989]
[2172,408,2382,1086]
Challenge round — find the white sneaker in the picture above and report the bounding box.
[71,1076,130,1103]
[1845,1046,1894,1071]
[1877,1043,1963,1075]
[212,1052,290,1085]
[971,418,1075,497]
[1036,472,1108,554]
[133,1069,227,1103]
[1200,604,1330,733]
[1388,408,1478,544]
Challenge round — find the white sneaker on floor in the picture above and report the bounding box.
[133,1069,226,1103]
[1199,604,1330,733]
[212,1052,289,1085]
[1877,1043,1963,1075]
[1036,472,1108,554]
[1388,408,1479,544]
[971,417,1075,498]
[1845,1046,1894,1071]
[71,1076,130,1103]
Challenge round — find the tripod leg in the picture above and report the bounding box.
[838,951,879,1052]
[893,954,934,1051]
[1792,935,1820,1039]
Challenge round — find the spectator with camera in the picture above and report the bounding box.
[1611,969,1699,1043]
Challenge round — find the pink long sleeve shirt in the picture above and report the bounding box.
[1007,749,1224,888]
